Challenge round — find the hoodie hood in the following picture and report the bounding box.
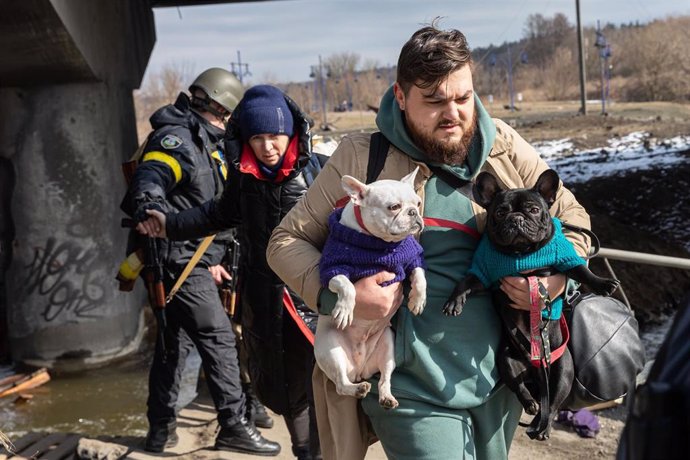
[150,92,225,144]
[375,86,496,181]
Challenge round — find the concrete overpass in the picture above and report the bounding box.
[0,0,263,369]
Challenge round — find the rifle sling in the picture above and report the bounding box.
[166,234,216,303]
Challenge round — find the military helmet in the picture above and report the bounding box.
[189,67,244,113]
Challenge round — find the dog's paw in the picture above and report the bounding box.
[332,301,355,330]
[442,293,467,316]
[525,400,539,416]
[379,395,399,410]
[408,293,426,316]
[527,423,551,441]
[592,277,620,297]
[354,382,371,399]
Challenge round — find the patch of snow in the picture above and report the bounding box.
[533,131,690,184]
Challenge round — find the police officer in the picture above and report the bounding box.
[121,68,280,456]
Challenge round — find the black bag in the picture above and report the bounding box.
[562,293,646,410]
[616,297,690,460]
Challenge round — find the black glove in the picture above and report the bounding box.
[133,201,164,223]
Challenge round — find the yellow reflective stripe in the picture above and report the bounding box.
[211,150,228,180]
[142,151,182,183]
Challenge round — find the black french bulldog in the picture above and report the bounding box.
[442,169,620,440]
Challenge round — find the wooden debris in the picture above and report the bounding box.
[0,432,81,460]
[0,368,51,398]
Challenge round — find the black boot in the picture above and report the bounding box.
[144,421,179,453]
[215,416,281,456]
[244,383,274,429]
[293,445,312,460]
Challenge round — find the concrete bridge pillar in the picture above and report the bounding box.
[0,0,155,369]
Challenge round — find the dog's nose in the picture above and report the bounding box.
[408,208,418,217]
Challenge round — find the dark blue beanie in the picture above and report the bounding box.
[239,85,294,141]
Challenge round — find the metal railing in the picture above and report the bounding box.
[595,247,690,309]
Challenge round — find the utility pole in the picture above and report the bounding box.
[310,56,329,129]
[595,20,612,115]
[489,46,527,112]
[576,0,587,115]
[230,50,251,85]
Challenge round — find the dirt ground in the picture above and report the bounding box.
[316,100,690,152]
[83,395,627,459]
[508,404,628,459]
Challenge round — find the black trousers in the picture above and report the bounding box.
[147,269,245,428]
[282,315,321,458]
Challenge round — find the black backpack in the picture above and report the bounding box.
[616,296,690,460]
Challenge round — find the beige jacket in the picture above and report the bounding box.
[267,119,591,311]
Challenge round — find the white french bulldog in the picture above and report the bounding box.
[315,167,427,409]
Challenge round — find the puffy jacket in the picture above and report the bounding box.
[120,92,227,270]
[166,93,322,414]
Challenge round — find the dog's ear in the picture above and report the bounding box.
[473,172,501,208]
[400,167,419,187]
[341,175,369,206]
[533,169,560,207]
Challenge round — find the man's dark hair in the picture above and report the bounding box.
[397,18,473,94]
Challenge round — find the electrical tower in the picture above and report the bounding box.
[230,50,251,85]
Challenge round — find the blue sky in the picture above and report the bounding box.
[146,0,689,85]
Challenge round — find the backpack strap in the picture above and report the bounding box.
[366,132,390,184]
[365,132,474,200]
[561,222,600,259]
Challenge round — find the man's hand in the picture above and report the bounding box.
[208,265,232,286]
[135,209,167,238]
[500,273,566,311]
[352,271,404,320]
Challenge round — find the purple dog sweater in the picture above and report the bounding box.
[319,207,425,287]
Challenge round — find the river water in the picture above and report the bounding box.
[1,349,151,438]
[1,343,202,439]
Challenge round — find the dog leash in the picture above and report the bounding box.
[528,277,570,368]
[282,287,315,345]
[525,276,572,440]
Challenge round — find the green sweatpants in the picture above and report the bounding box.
[361,384,522,460]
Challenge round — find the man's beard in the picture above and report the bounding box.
[406,112,478,165]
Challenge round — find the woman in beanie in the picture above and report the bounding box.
[139,85,324,460]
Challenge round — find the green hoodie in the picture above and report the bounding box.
[372,87,503,409]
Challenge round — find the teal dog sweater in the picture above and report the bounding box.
[468,218,585,319]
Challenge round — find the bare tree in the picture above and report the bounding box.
[539,46,579,100]
[523,13,574,67]
[616,17,690,101]
[133,62,197,141]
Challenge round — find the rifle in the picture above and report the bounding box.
[122,218,168,362]
[220,232,241,317]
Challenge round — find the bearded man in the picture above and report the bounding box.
[267,19,592,460]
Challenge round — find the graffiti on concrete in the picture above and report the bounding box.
[22,237,106,321]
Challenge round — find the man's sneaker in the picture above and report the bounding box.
[215,416,281,456]
[144,423,179,453]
